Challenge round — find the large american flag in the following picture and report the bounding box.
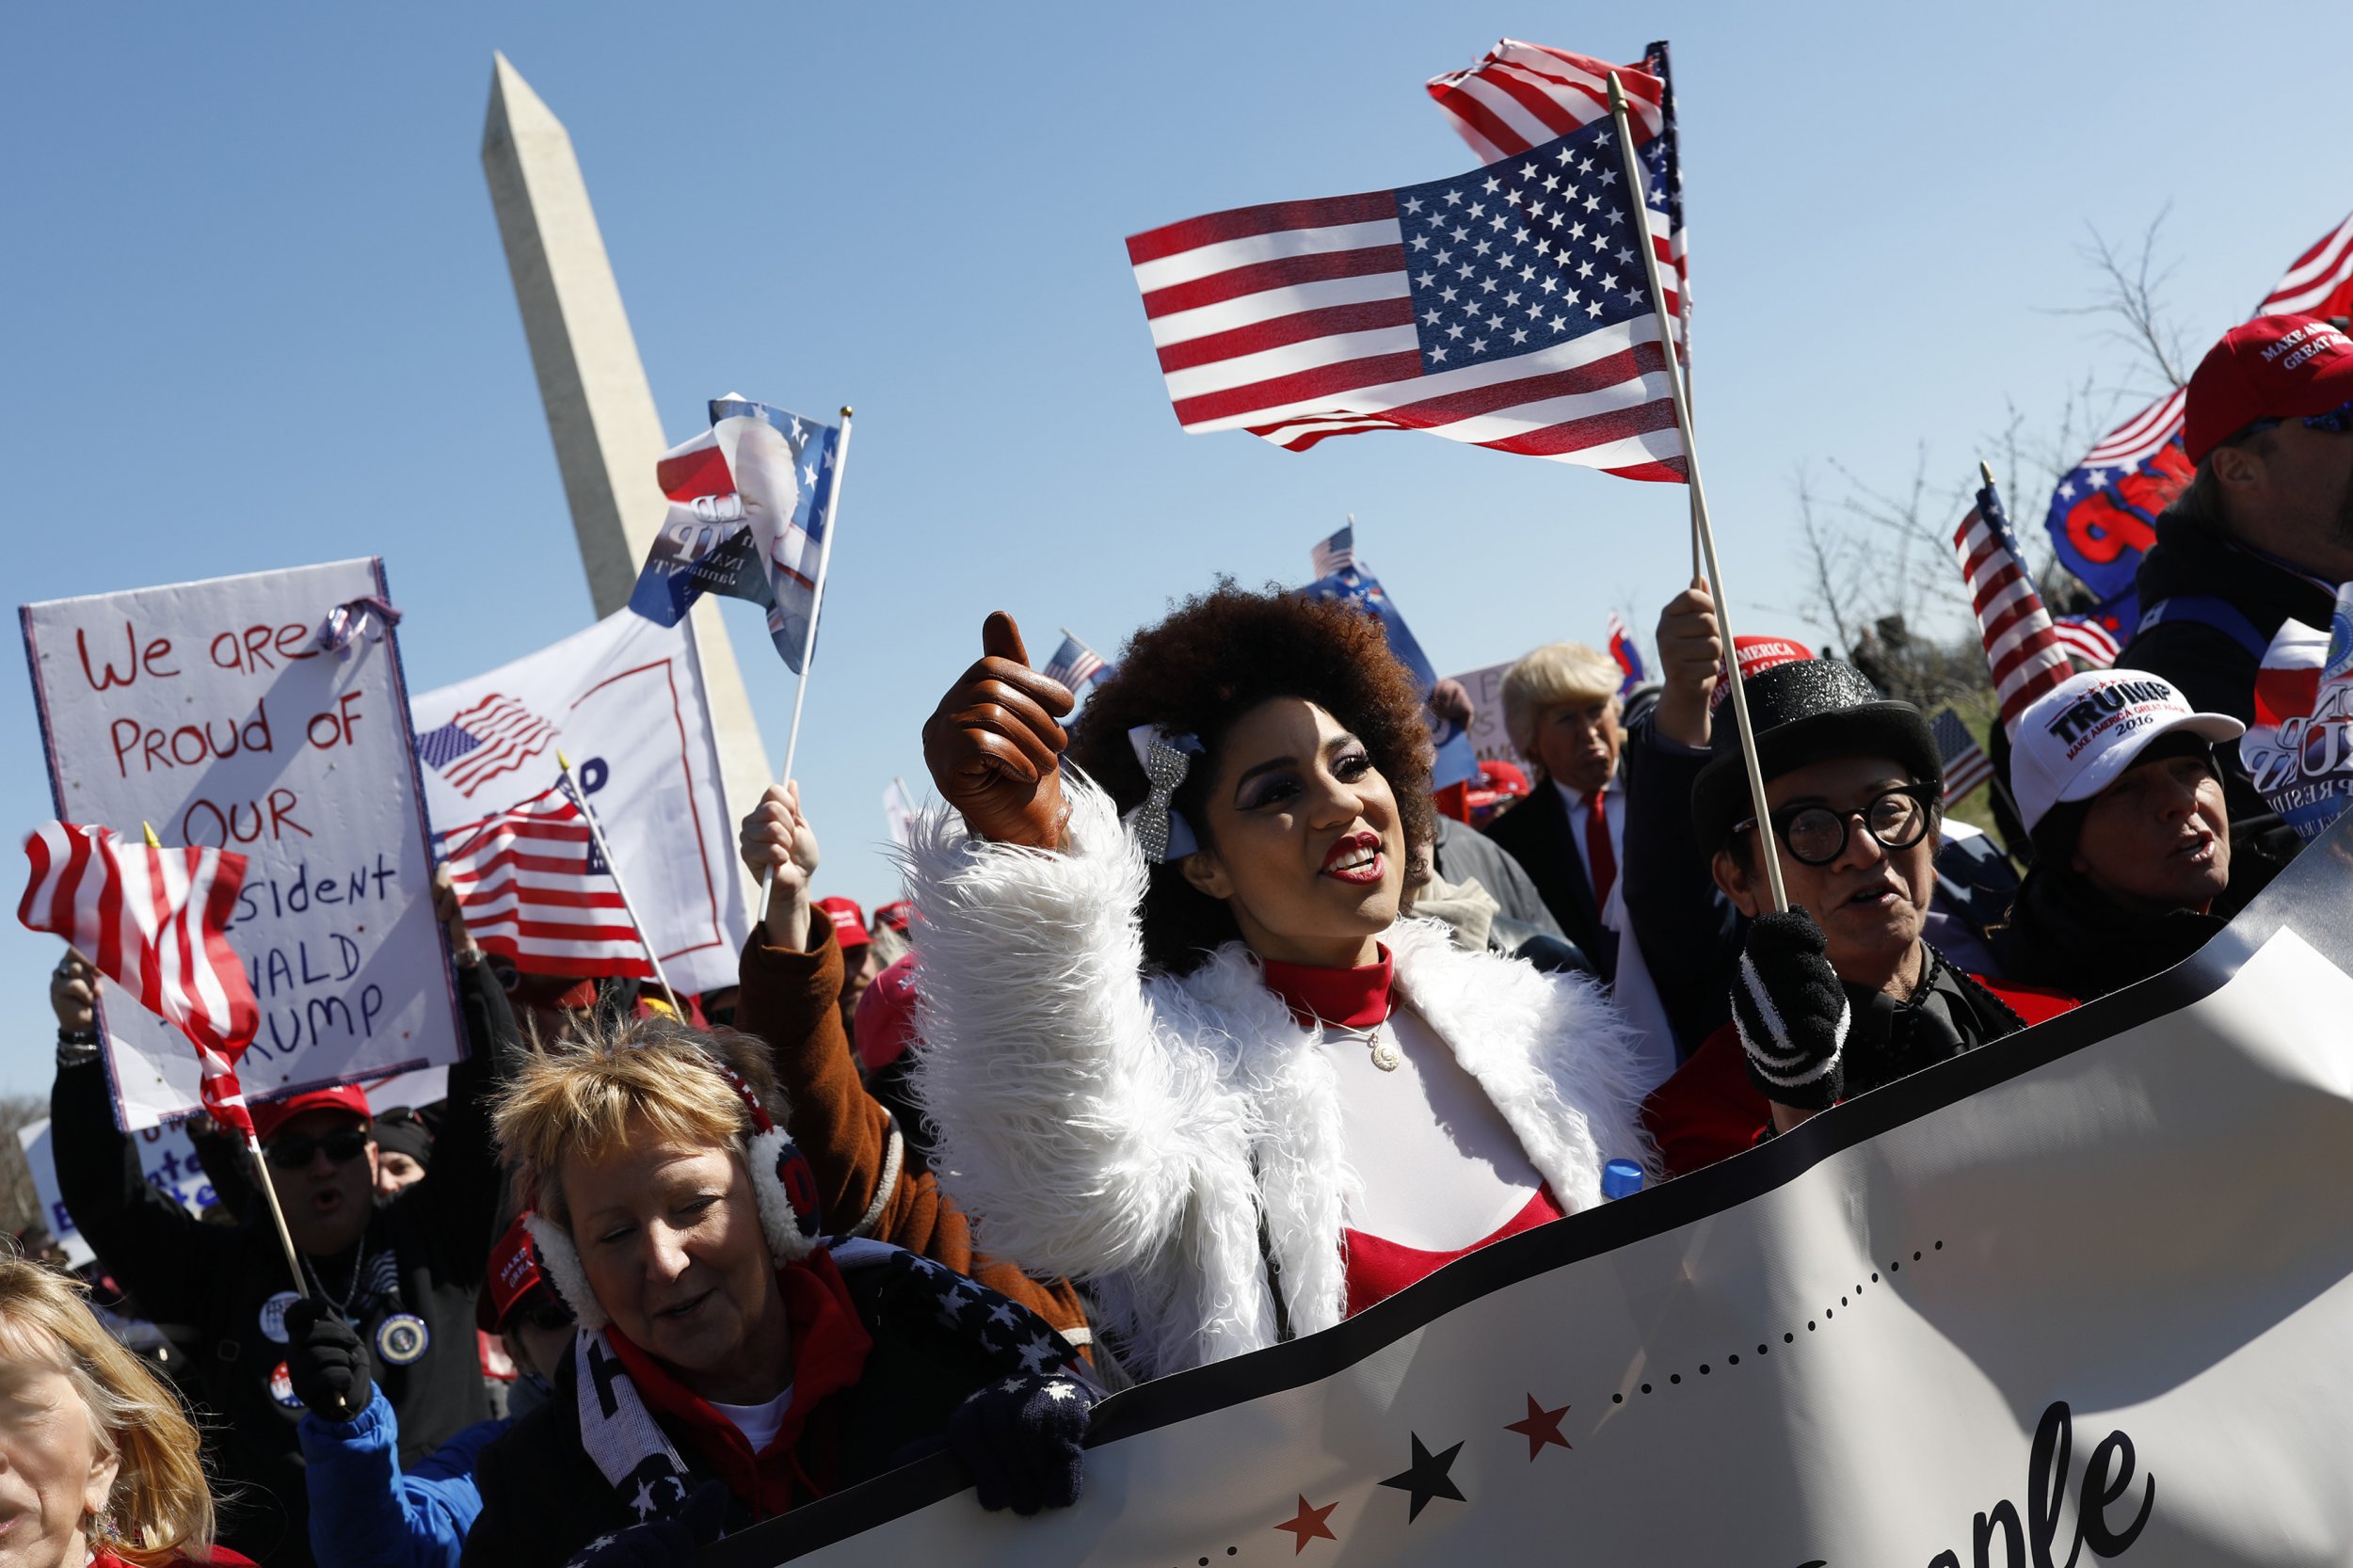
[1426,40,1687,351]
[1929,709,1994,807]
[18,824,261,1133]
[415,693,558,800]
[435,785,652,979]
[1127,113,1686,481]
[1955,475,2073,742]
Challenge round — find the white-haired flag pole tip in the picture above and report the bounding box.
[1607,72,1785,915]
[555,750,682,1016]
[761,406,856,923]
[142,821,311,1299]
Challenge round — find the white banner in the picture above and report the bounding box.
[411,610,748,999]
[712,824,2353,1566]
[15,1117,216,1270]
[21,560,462,1128]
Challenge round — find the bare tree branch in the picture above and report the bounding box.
[2046,204,2190,390]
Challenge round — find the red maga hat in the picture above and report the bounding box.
[2183,314,2353,464]
[815,896,871,950]
[855,952,920,1073]
[477,1211,558,1334]
[249,1084,371,1145]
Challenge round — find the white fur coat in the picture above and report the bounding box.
[904,780,1656,1381]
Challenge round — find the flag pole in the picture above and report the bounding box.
[556,751,682,1016]
[760,406,856,921]
[144,822,311,1299]
[1607,72,1786,914]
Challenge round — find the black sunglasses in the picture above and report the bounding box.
[1737,782,1938,868]
[263,1128,372,1171]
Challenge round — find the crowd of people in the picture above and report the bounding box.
[11,311,2349,1565]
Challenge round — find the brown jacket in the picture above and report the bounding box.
[734,920,1094,1351]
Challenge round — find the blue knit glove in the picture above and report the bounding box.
[949,1371,1094,1514]
[561,1480,727,1568]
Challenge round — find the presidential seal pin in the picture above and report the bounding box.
[375,1313,430,1366]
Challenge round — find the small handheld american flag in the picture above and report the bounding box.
[1310,525,1356,580]
[1955,472,2073,742]
[1929,709,1994,807]
[1606,609,1646,694]
[435,785,653,981]
[1041,632,1109,694]
[18,824,261,1133]
[1127,111,1685,480]
[2051,614,2121,669]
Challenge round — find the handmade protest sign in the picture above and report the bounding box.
[15,1117,214,1270]
[21,559,460,1128]
[412,608,748,999]
[1444,659,1528,774]
[714,822,2353,1565]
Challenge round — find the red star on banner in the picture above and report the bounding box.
[1273,1495,1339,1554]
[1505,1394,1572,1459]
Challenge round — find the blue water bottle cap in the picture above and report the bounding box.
[1602,1159,1644,1200]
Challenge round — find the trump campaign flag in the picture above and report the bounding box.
[412,610,749,998]
[628,396,844,672]
[19,824,260,1132]
[1127,111,1685,479]
[1426,39,1687,352]
[1301,528,1480,790]
[2045,209,2353,602]
[2241,584,2353,842]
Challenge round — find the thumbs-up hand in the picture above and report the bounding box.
[921,613,1075,850]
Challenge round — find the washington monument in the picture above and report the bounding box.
[479,52,774,842]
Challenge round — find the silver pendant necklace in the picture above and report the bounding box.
[1328,1019,1402,1072]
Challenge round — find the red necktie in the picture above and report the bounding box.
[1584,787,1617,911]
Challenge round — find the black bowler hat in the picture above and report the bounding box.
[1689,661,1943,854]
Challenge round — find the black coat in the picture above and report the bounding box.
[1481,775,1619,981]
[2118,513,2334,819]
[1988,864,2226,1002]
[1617,722,1741,1056]
[462,1261,1061,1568]
[52,962,520,1568]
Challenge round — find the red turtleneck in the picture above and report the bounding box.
[1257,947,1394,1030]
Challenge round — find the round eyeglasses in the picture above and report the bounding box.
[1736,783,1938,867]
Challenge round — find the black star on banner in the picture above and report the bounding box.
[1504,1394,1572,1460]
[1378,1433,1466,1522]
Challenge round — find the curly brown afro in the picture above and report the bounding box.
[1067,581,1436,976]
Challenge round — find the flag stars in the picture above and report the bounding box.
[1442,188,1463,206]
[1439,285,1458,303]
[1586,299,1603,317]
[1569,221,1587,240]
[1583,194,1602,214]
[1520,161,1539,179]
[1473,237,1493,257]
[1481,174,1501,195]
[1409,234,1429,251]
[1615,246,1634,264]
[1402,196,1424,215]
[1416,271,1436,287]
[1445,322,1465,339]
[1470,337,1488,353]
[1543,173,1561,193]
[1608,209,1625,225]
[1577,260,1595,280]
[1577,154,1594,172]
[1511,327,1529,344]
[1449,224,1469,242]
[1599,168,1618,185]
[1467,201,1485,219]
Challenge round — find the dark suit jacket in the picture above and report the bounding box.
[1481,776,1618,981]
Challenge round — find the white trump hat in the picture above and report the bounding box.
[2011,670,2245,835]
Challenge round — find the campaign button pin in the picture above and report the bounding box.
[267,1361,303,1410]
[259,1290,300,1344]
[375,1313,430,1366]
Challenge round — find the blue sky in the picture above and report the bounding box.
[1,1,2341,1096]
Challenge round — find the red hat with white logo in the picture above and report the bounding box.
[2010,670,2244,834]
[1465,759,1530,813]
[2183,314,2353,464]
[1708,635,1815,712]
[872,900,913,934]
[814,896,871,950]
[476,1211,564,1334]
[250,1084,372,1145]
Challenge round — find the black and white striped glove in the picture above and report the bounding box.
[1732,910,1849,1111]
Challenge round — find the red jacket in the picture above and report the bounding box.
[1643,975,2077,1179]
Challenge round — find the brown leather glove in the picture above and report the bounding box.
[922,613,1074,850]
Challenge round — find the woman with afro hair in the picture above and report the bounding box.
[905,586,1653,1380]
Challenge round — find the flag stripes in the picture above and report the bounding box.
[1041,634,1107,693]
[2259,210,2353,319]
[1955,483,2074,741]
[2052,616,2121,669]
[18,824,260,1131]
[1930,709,1994,807]
[435,787,652,979]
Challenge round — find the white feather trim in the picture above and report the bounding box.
[524,1212,608,1333]
[747,1128,815,1264]
[904,780,1657,1381]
